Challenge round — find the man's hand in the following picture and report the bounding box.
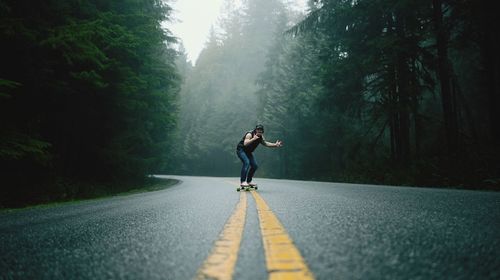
[275,140,283,147]
[251,134,261,141]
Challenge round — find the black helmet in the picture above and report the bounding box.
[255,124,264,132]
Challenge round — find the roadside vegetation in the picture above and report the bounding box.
[1,0,498,209]
[0,0,180,208]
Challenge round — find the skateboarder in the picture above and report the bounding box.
[236,124,282,188]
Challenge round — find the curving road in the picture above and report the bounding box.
[1,176,499,279]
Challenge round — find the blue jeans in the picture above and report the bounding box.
[236,148,258,183]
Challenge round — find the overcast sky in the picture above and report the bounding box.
[166,0,308,64]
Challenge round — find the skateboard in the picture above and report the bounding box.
[236,185,258,192]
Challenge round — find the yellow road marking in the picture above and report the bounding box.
[251,191,315,280]
[195,191,247,280]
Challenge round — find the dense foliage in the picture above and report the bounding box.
[0,0,180,207]
[2,0,498,208]
[174,0,291,176]
[258,0,500,188]
[176,0,499,189]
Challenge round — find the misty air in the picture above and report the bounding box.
[1,0,499,279]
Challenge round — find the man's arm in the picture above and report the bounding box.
[243,133,261,146]
[262,136,283,148]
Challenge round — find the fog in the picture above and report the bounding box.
[173,0,305,177]
[2,0,498,207]
[172,0,500,190]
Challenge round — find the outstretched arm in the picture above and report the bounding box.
[263,136,283,148]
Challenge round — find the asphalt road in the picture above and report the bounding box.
[1,176,499,279]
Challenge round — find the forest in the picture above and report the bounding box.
[1,0,499,207]
[0,0,179,207]
[175,0,500,189]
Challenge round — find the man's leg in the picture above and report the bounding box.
[246,153,259,183]
[237,149,251,184]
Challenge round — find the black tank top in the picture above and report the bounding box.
[236,130,263,153]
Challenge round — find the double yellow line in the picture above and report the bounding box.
[195,191,248,279]
[195,183,314,280]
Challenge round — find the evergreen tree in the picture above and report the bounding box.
[0,0,181,207]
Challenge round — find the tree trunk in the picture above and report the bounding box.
[411,80,421,160]
[396,67,411,164]
[394,11,411,165]
[433,0,459,154]
[481,24,500,143]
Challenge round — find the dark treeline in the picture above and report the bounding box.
[260,0,500,188]
[0,0,180,207]
[1,0,498,208]
[176,0,500,189]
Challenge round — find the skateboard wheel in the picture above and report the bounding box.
[237,188,241,192]
[254,186,258,190]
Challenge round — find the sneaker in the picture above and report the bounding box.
[240,182,249,187]
[248,182,257,187]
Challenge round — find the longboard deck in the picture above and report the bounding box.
[236,186,258,192]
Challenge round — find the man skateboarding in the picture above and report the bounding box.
[236,124,282,188]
